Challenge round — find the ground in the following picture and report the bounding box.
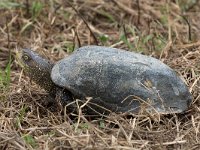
[0,0,200,149]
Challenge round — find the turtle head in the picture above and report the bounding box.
[16,48,56,92]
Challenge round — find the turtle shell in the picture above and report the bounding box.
[51,46,192,114]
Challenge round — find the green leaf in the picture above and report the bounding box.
[99,34,109,44]
[97,10,116,23]
[23,134,38,148]
[143,34,153,44]
[99,120,105,128]
[0,1,22,9]
[19,105,28,121]
[5,58,11,87]
[120,34,134,50]
[0,52,12,89]
[31,1,43,20]
[80,123,89,129]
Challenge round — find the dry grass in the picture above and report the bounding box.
[0,0,200,149]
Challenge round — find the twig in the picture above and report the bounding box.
[110,37,138,48]
[113,0,137,16]
[189,76,200,93]
[64,1,99,45]
[6,16,12,73]
[75,98,91,132]
[114,119,132,146]
[154,140,187,146]
[25,0,30,17]
[182,16,192,41]
[74,28,81,47]
[136,0,140,25]
[6,17,10,50]
[123,24,128,42]
[56,129,85,146]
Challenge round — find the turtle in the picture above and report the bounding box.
[17,45,192,115]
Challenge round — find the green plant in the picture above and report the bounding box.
[63,42,75,53]
[79,123,89,129]
[120,33,134,50]
[23,134,38,149]
[0,55,11,89]
[0,0,22,9]
[99,120,105,128]
[73,122,90,133]
[15,105,28,128]
[153,34,167,52]
[19,105,28,121]
[176,0,197,12]
[96,9,116,23]
[31,1,43,20]
[99,34,109,45]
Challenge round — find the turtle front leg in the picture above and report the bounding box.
[55,87,76,113]
[42,94,60,111]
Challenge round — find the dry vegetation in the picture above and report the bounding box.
[0,0,200,149]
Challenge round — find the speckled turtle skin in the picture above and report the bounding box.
[51,45,192,114]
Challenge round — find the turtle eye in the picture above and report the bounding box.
[22,54,31,62]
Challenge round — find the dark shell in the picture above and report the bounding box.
[51,46,192,114]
